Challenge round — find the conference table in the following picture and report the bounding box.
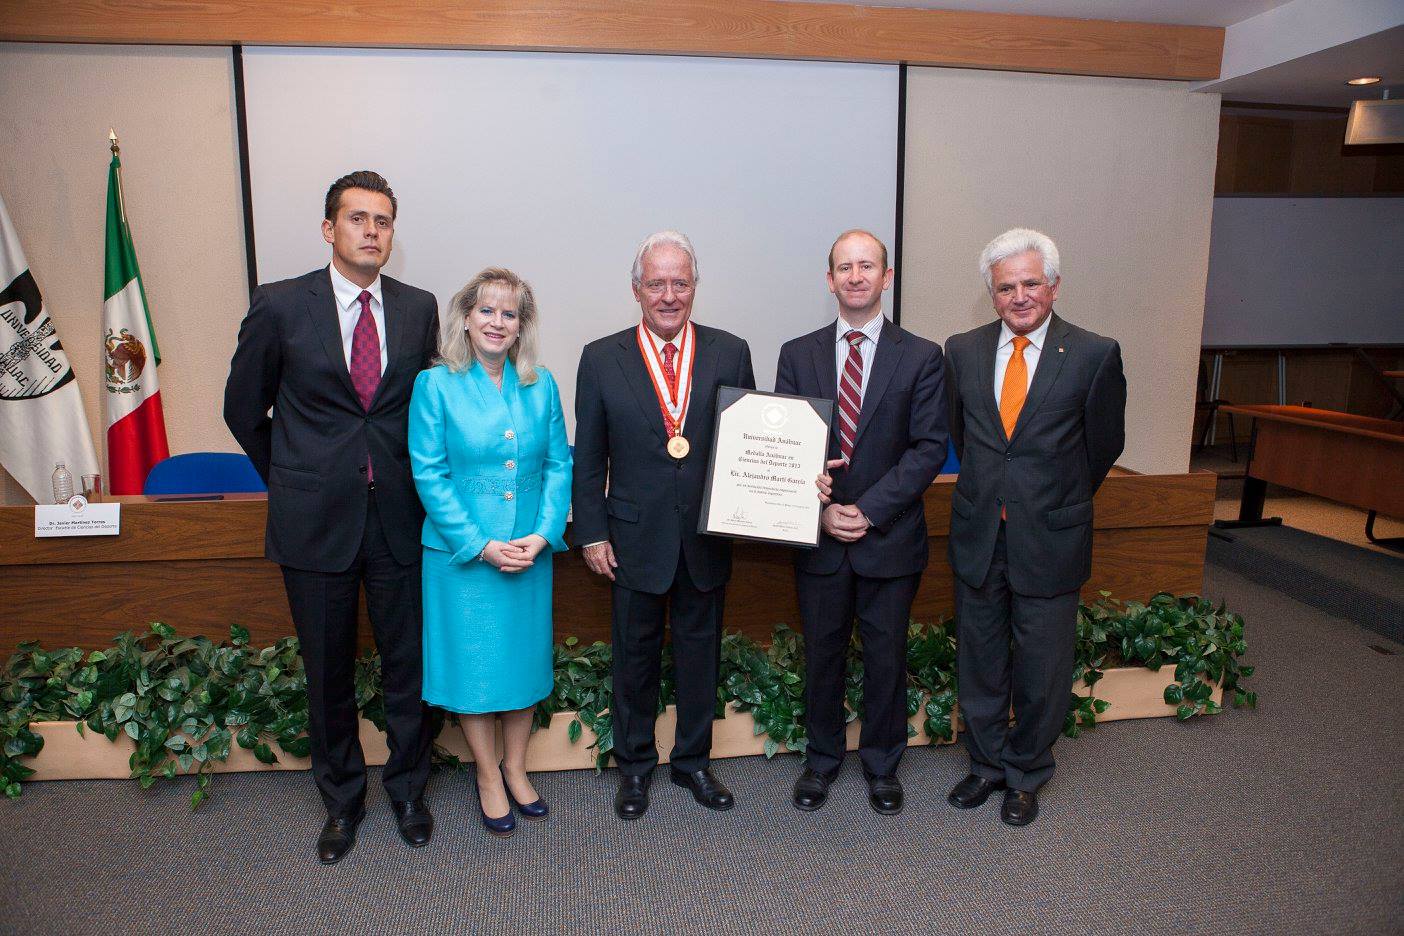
[2,471,1215,652]
[1221,404,1404,548]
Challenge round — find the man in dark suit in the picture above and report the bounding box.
[224,171,438,863]
[944,228,1126,827]
[775,230,947,815]
[573,230,755,820]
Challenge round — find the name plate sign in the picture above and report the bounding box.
[35,497,121,537]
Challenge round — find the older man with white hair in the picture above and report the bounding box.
[573,231,755,821]
[943,228,1126,827]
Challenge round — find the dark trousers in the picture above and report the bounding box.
[955,522,1079,793]
[281,492,432,817]
[797,555,921,778]
[610,548,724,776]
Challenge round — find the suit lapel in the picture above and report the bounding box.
[973,321,1005,443]
[307,270,359,402]
[615,328,669,445]
[370,277,405,410]
[852,318,902,449]
[1009,312,1071,444]
[686,324,719,434]
[810,326,840,448]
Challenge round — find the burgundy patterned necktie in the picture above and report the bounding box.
[349,290,380,481]
[837,329,864,464]
[349,290,381,410]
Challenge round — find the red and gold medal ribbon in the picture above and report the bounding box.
[637,322,694,438]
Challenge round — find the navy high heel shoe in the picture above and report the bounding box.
[502,766,550,820]
[475,768,516,838]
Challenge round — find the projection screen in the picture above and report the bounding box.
[242,48,899,429]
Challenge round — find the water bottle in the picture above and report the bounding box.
[52,462,74,504]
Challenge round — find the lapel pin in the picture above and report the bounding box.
[1058,347,1064,353]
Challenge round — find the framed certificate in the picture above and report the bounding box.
[698,387,834,547]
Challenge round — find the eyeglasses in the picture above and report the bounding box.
[641,279,694,297]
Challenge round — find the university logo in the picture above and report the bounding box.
[0,269,76,401]
[761,401,789,430]
[104,327,147,394]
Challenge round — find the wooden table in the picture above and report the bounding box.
[3,471,1216,652]
[1220,404,1404,547]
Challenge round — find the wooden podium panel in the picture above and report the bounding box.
[2,472,1215,652]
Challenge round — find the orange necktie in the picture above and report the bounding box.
[1000,335,1031,438]
[998,336,1031,520]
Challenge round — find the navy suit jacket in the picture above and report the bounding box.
[224,267,439,572]
[572,322,755,595]
[944,312,1126,597]
[775,318,948,578]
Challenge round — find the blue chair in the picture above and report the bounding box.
[940,438,960,475]
[143,452,266,495]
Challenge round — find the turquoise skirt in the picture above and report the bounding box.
[421,545,554,714]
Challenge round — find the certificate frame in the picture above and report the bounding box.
[698,386,834,548]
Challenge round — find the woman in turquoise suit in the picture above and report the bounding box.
[409,267,571,838]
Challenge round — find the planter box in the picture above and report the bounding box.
[1080,666,1222,721]
[25,700,955,782]
[950,666,1223,732]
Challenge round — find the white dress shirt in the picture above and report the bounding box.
[328,262,387,375]
[993,312,1051,403]
[835,312,885,406]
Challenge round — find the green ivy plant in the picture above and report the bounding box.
[1066,592,1257,736]
[2,593,1255,805]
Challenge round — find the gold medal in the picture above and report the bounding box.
[667,435,690,459]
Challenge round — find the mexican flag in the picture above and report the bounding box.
[0,194,101,503]
[103,148,169,494]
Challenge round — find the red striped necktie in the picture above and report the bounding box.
[837,329,864,464]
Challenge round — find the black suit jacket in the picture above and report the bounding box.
[945,312,1126,597]
[224,267,439,572]
[572,323,755,595]
[775,318,948,578]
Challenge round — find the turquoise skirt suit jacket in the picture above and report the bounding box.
[409,362,572,714]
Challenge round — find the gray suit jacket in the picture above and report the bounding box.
[945,312,1126,597]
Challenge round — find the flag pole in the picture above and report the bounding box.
[101,129,118,484]
[109,129,126,224]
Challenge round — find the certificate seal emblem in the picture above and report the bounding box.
[761,401,789,430]
[667,435,690,459]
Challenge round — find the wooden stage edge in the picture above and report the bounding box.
[1,470,1217,652]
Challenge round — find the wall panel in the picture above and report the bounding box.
[899,67,1221,474]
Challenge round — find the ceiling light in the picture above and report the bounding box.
[1346,76,1382,86]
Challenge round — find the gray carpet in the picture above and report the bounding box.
[1208,523,1404,644]
[2,562,1402,936]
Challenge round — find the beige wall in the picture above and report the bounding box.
[899,67,1220,475]
[0,43,247,503]
[0,47,1219,502]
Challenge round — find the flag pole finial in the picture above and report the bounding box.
[108,129,119,156]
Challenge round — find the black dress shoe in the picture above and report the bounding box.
[1001,789,1039,826]
[866,774,903,815]
[317,807,366,865]
[614,773,652,821]
[792,767,838,812]
[391,798,434,847]
[670,768,735,811]
[948,773,1005,810]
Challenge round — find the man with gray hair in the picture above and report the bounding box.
[573,231,755,820]
[944,228,1125,826]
